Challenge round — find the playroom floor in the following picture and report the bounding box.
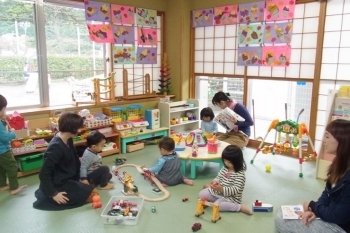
[0,145,324,233]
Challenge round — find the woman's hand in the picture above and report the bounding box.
[52,192,69,204]
[298,210,316,226]
[303,201,310,211]
[80,180,89,185]
[230,116,237,123]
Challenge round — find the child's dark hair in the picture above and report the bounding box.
[221,145,246,172]
[212,91,230,105]
[58,112,84,134]
[86,130,106,147]
[158,136,175,151]
[0,95,8,110]
[200,107,215,120]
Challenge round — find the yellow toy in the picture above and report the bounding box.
[250,119,317,178]
[195,198,221,223]
[265,165,272,172]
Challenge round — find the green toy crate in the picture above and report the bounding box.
[16,152,44,172]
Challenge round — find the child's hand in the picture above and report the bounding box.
[210,181,223,193]
[53,192,69,204]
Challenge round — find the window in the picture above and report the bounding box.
[0,0,40,107]
[316,0,350,153]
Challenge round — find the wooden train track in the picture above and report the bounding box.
[115,163,170,202]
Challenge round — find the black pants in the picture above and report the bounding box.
[87,166,112,187]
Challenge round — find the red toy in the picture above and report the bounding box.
[254,200,262,207]
[182,197,189,202]
[192,222,202,232]
[92,195,102,209]
[143,170,155,186]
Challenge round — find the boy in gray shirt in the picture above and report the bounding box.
[80,130,114,190]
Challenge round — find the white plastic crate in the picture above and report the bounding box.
[101,196,144,225]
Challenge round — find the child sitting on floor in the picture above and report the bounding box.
[199,145,252,215]
[143,136,194,187]
[80,130,114,190]
[200,107,218,134]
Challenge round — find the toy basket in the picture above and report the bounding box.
[101,196,144,225]
[103,106,126,122]
[84,118,112,128]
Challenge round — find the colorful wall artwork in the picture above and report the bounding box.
[237,47,262,66]
[135,8,157,27]
[84,1,111,22]
[262,45,291,66]
[264,22,293,44]
[112,25,135,44]
[213,5,238,25]
[192,8,214,27]
[111,4,135,25]
[136,47,157,64]
[113,46,136,64]
[238,2,265,24]
[238,24,264,45]
[87,24,115,43]
[137,28,157,46]
[265,0,296,21]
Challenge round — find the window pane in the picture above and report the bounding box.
[247,80,312,143]
[44,3,104,106]
[0,1,40,107]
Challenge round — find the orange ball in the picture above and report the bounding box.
[92,195,100,202]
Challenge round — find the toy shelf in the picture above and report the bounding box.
[158,99,200,134]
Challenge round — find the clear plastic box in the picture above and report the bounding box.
[101,196,144,225]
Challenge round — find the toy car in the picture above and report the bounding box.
[192,222,202,232]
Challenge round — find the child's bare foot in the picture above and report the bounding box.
[184,178,194,186]
[202,184,210,189]
[240,204,253,215]
[100,183,114,190]
[10,185,27,195]
[0,185,9,191]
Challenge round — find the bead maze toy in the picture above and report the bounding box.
[195,198,221,223]
[113,164,170,202]
[250,119,317,177]
[93,72,116,104]
[122,69,157,100]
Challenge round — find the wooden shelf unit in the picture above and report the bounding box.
[158,99,200,134]
[15,126,120,178]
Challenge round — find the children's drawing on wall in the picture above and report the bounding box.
[192,8,214,27]
[262,46,291,66]
[84,0,111,22]
[137,27,157,46]
[111,4,135,25]
[112,25,135,44]
[136,47,157,64]
[238,24,264,45]
[135,8,157,27]
[238,2,265,24]
[213,5,238,25]
[87,24,115,43]
[264,22,293,44]
[113,46,136,64]
[237,47,262,66]
[265,0,296,21]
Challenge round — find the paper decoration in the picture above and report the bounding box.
[214,5,238,25]
[112,25,135,44]
[265,0,296,21]
[113,46,136,64]
[237,47,262,66]
[84,1,111,22]
[238,24,264,45]
[135,8,157,27]
[192,8,214,27]
[262,46,291,66]
[238,2,265,24]
[111,4,135,25]
[136,47,157,64]
[264,22,293,44]
[87,24,115,43]
[137,27,157,46]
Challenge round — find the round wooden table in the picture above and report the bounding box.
[177,141,230,179]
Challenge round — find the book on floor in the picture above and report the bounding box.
[281,205,304,219]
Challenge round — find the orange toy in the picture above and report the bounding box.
[92,195,102,209]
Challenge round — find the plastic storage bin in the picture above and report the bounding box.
[101,196,144,225]
[16,152,44,172]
